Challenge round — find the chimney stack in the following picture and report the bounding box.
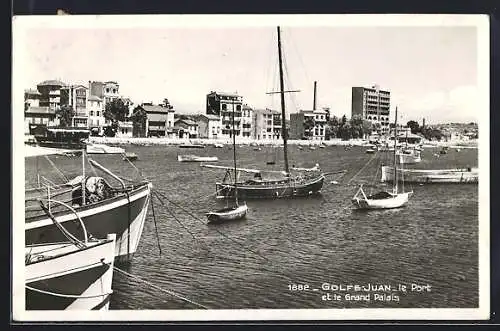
[313,81,317,110]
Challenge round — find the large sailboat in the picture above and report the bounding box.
[351,107,413,209]
[203,26,325,199]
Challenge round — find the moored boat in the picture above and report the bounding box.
[396,148,421,164]
[380,166,478,184]
[26,233,116,310]
[86,142,125,154]
[178,154,218,162]
[179,143,205,149]
[352,106,413,210]
[123,152,139,161]
[207,202,248,224]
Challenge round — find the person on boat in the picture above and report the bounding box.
[254,172,263,180]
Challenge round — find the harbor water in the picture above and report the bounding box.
[25,144,479,309]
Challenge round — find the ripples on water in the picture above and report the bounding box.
[25,145,479,309]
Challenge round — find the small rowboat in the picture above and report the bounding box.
[179,144,205,149]
[178,155,218,162]
[206,203,248,224]
[123,152,138,161]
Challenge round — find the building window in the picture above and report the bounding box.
[113,89,117,93]
[97,111,100,116]
[106,88,110,93]
[222,104,227,110]
[236,105,241,111]
[90,111,94,116]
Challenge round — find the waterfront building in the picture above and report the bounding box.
[115,121,133,138]
[24,107,59,135]
[36,80,66,111]
[351,84,391,135]
[196,114,221,139]
[87,95,105,130]
[174,118,199,139]
[24,89,41,109]
[289,109,327,140]
[60,84,89,128]
[130,103,175,137]
[241,105,253,139]
[24,87,59,134]
[252,108,282,140]
[206,91,243,138]
[88,80,120,109]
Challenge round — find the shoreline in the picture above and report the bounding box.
[88,136,478,149]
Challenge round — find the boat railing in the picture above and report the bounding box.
[28,197,90,249]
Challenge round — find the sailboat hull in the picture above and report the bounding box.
[25,183,152,264]
[25,234,116,310]
[381,166,478,184]
[215,175,325,199]
[352,192,412,210]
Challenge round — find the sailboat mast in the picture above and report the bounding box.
[393,107,398,194]
[277,26,290,175]
[232,99,238,204]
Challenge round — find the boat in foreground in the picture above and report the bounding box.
[26,233,116,310]
[25,148,152,263]
[381,166,478,184]
[178,154,218,162]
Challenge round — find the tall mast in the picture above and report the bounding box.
[393,106,398,194]
[277,26,290,175]
[232,99,238,205]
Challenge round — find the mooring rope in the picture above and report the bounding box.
[149,193,162,256]
[153,190,271,262]
[25,285,113,299]
[112,265,209,309]
[345,152,379,185]
[152,191,201,245]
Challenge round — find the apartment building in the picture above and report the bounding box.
[289,109,327,140]
[196,114,221,139]
[206,91,243,138]
[351,84,391,135]
[252,108,282,140]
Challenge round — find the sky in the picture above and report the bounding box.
[19,19,482,125]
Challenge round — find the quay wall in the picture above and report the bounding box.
[88,136,478,148]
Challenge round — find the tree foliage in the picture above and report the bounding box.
[406,120,420,134]
[55,104,75,127]
[104,98,129,128]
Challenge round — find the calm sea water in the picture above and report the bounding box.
[25,144,479,309]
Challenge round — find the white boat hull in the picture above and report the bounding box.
[352,192,412,210]
[178,155,218,162]
[381,166,478,183]
[86,143,125,154]
[25,183,152,263]
[397,151,421,164]
[206,204,248,223]
[25,234,116,310]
